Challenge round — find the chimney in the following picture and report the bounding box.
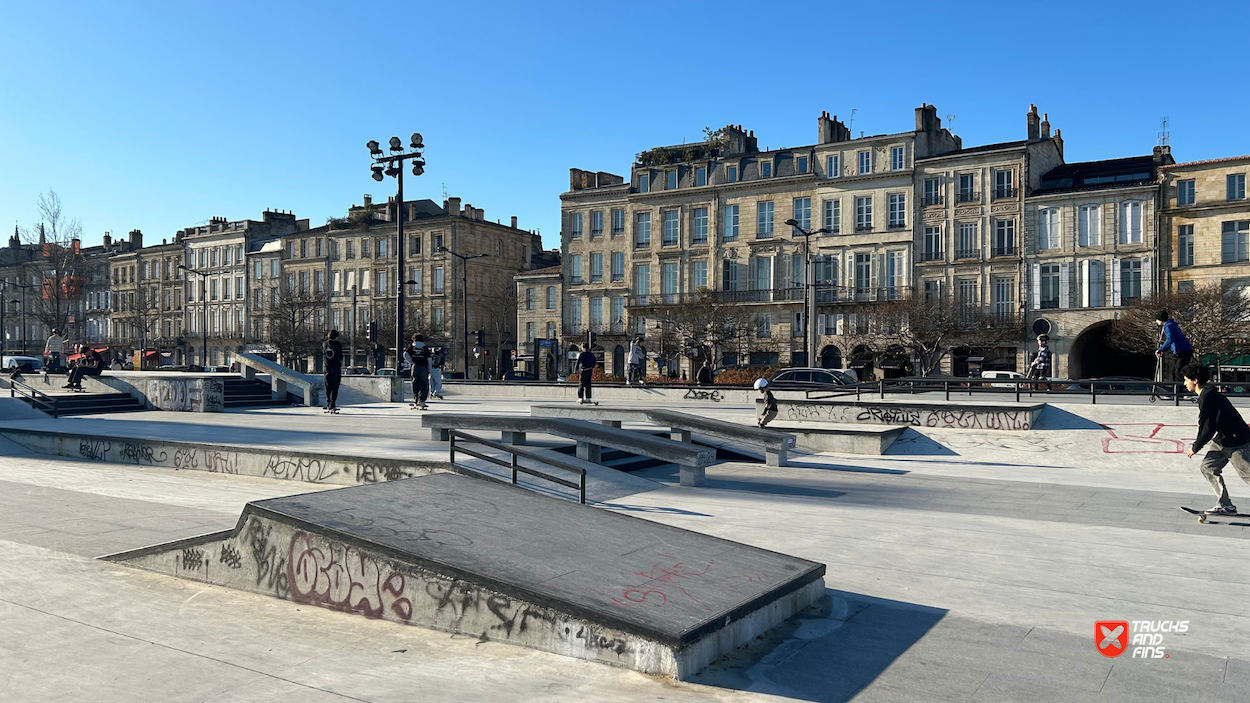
[1027,104,1040,140]
[1040,112,1051,139]
[448,197,462,217]
[818,111,833,144]
[408,203,416,221]
[913,103,940,134]
[102,232,112,249]
[1154,144,1175,165]
[475,208,484,221]
[511,216,518,228]
[363,194,372,208]
[129,228,143,249]
[1053,128,1063,158]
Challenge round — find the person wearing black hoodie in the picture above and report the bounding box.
[1183,363,1250,514]
[323,330,343,412]
[406,333,431,410]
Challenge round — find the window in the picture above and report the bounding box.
[827,155,840,178]
[1079,205,1101,246]
[591,211,603,237]
[410,235,421,257]
[410,270,422,295]
[1228,174,1246,201]
[433,232,443,251]
[888,193,906,228]
[526,322,536,342]
[994,170,1014,199]
[570,254,583,283]
[994,220,1016,256]
[611,297,625,328]
[526,288,536,311]
[667,171,678,190]
[858,151,871,175]
[236,276,244,299]
[315,270,325,293]
[760,160,772,178]
[662,210,679,246]
[211,248,219,267]
[1178,280,1194,293]
[855,196,873,232]
[823,199,841,234]
[1222,221,1250,263]
[210,279,218,300]
[756,201,774,237]
[634,264,650,301]
[696,167,707,186]
[957,279,978,307]
[796,156,808,174]
[662,262,679,302]
[885,251,903,297]
[346,240,355,259]
[890,146,904,171]
[692,260,707,289]
[570,212,583,238]
[994,277,1015,320]
[754,256,772,291]
[723,205,740,241]
[1040,264,1060,308]
[1038,208,1059,250]
[590,252,603,282]
[924,280,942,301]
[496,240,503,257]
[254,261,263,279]
[611,252,625,282]
[793,198,811,230]
[1178,179,1196,206]
[637,173,649,193]
[757,313,772,338]
[378,238,387,257]
[1121,258,1142,300]
[692,208,708,244]
[546,321,557,338]
[546,286,557,309]
[1087,260,1106,308]
[1179,225,1194,266]
[590,297,603,326]
[635,212,651,248]
[1120,201,1142,244]
[923,226,942,261]
[726,165,738,183]
[434,266,444,293]
[854,254,871,293]
[612,209,625,236]
[432,306,443,331]
[958,173,977,202]
[299,271,309,295]
[923,178,941,206]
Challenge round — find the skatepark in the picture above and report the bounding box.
[0,377,1247,702]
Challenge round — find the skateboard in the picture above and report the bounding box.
[61,387,88,393]
[578,400,600,406]
[323,407,340,414]
[1180,506,1250,523]
[409,402,429,410]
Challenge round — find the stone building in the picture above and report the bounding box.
[106,230,186,365]
[560,105,961,379]
[0,229,45,355]
[1159,154,1250,291]
[913,105,1065,375]
[514,264,562,377]
[1024,149,1172,379]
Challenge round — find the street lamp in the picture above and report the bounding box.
[177,265,209,368]
[785,219,831,369]
[436,246,488,375]
[367,132,425,368]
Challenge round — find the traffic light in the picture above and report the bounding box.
[475,329,485,346]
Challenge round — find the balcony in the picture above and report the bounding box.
[887,222,908,230]
[1040,299,1059,310]
[855,224,873,233]
[922,194,944,207]
[990,246,1018,258]
[957,191,980,204]
[992,187,1018,200]
[955,248,981,260]
[920,250,944,263]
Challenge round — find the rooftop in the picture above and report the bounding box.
[1034,155,1160,194]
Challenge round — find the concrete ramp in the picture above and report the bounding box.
[102,473,825,678]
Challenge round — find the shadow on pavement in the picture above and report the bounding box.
[696,590,947,702]
[884,428,958,456]
[1032,405,1105,430]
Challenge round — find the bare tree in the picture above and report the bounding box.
[18,191,95,338]
[867,294,1024,376]
[1109,283,1250,360]
[477,275,519,372]
[115,284,161,352]
[663,289,765,366]
[257,283,327,367]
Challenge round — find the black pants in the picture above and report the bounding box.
[578,369,594,400]
[66,366,100,387]
[1174,350,1193,381]
[411,366,429,404]
[325,368,341,408]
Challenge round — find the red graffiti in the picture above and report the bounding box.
[287,531,413,620]
[609,552,768,610]
[1101,424,1195,454]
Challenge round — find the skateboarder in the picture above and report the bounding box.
[696,359,714,386]
[1156,310,1193,382]
[44,328,64,371]
[627,337,645,385]
[1025,335,1051,380]
[429,347,445,400]
[64,344,102,390]
[755,378,778,428]
[576,346,598,404]
[323,330,343,413]
[405,333,431,410]
[1182,363,1250,515]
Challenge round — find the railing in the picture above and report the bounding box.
[449,430,587,504]
[10,377,57,417]
[991,246,1018,258]
[887,222,908,230]
[920,250,944,262]
[993,187,1017,200]
[957,191,980,203]
[865,376,1211,407]
[855,225,873,233]
[922,195,944,207]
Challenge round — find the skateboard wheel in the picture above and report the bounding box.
[1199,515,1208,523]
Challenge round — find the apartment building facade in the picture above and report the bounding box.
[515,265,562,377]
[560,105,962,379]
[107,231,186,365]
[1159,155,1250,291]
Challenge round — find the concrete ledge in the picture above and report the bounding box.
[768,424,907,454]
[331,375,403,402]
[445,381,755,404]
[0,426,445,486]
[101,473,825,679]
[16,371,227,412]
[764,398,1046,431]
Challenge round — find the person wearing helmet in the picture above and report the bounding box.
[1026,334,1051,380]
[755,378,778,428]
[1155,310,1193,382]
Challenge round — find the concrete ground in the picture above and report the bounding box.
[0,390,1248,702]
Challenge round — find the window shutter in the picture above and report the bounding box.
[1059,262,1071,309]
[1031,263,1042,310]
[1080,260,1091,308]
[871,254,881,296]
[848,313,857,335]
[818,314,827,337]
[836,313,844,335]
[1111,257,1122,306]
[747,258,757,290]
[1141,257,1153,298]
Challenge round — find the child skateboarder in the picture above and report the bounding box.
[1182,363,1250,514]
[755,378,778,428]
[1156,310,1193,382]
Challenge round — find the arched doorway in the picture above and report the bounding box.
[1070,320,1154,379]
[850,344,875,380]
[819,345,842,369]
[613,345,625,377]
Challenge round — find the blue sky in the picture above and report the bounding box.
[1,1,1247,252]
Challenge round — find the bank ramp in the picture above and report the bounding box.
[102,473,825,679]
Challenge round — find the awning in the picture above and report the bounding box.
[66,346,109,362]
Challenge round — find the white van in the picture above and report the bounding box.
[981,370,1025,388]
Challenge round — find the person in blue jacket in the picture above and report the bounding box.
[1155,310,1193,381]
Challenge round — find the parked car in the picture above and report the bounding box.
[1081,376,1157,392]
[1,356,43,373]
[203,365,232,373]
[767,367,850,390]
[502,370,537,382]
[375,368,398,377]
[344,367,371,376]
[981,370,1026,388]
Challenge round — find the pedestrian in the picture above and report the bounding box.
[110,355,124,370]
[1182,362,1250,515]
[323,330,343,412]
[429,347,445,400]
[1026,335,1052,380]
[696,359,714,386]
[1156,310,1194,382]
[405,333,431,410]
[754,378,778,428]
[576,346,597,404]
[44,328,64,370]
[627,337,645,385]
[64,344,103,390]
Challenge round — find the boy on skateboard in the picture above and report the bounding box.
[576,347,598,404]
[1182,363,1250,515]
[755,378,778,428]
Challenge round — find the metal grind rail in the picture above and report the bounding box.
[449,430,587,504]
[9,377,57,417]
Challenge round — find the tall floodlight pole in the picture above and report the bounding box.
[366,134,425,368]
[785,219,830,368]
